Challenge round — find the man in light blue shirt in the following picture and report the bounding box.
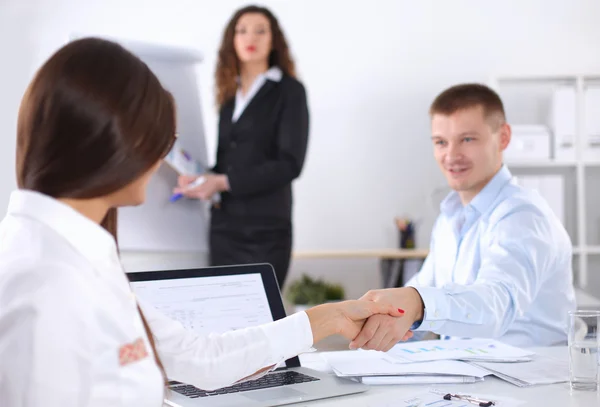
[350,83,576,349]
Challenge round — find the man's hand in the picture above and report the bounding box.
[174,174,229,200]
[349,287,424,351]
[305,300,406,344]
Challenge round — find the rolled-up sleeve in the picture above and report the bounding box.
[407,209,553,338]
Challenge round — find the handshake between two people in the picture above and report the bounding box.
[304,287,425,352]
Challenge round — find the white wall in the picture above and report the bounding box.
[2,1,600,288]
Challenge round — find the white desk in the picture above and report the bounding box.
[298,347,600,407]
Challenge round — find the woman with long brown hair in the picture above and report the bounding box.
[175,5,309,288]
[0,37,404,406]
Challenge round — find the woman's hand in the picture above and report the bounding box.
[174,174,229,200]
[305,300,411,345]
[348,287,423,351]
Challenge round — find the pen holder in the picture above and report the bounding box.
[395,217,415,249]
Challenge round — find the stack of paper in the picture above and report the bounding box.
[320,339,542,386]
[471,355,570,387]
[320,348,490,385]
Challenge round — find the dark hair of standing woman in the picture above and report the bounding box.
[215,5,296,107]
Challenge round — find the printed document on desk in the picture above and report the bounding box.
[320,349,490,379]
[359,375,482,385]
[471,354,570,387]
[367,388,524,407]
[387,339,534,363]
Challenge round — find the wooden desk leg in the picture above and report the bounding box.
[380,258,393,288]
[393,259,406,287]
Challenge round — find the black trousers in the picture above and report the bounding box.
[209,209,293,289]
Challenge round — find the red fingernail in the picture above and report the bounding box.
[398,308,405,313]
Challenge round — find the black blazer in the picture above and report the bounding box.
[213,74,310,221]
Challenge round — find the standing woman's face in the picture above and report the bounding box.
[233,12,272,65]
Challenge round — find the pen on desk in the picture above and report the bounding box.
[443,392,495,407]
[170,176,206,202]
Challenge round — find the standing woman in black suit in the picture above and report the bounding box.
[175,5,309,288]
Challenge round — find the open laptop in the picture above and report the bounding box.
[127,264,368,407]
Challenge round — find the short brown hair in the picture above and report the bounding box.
[429,83,506,128]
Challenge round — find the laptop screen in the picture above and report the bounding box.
[129,273,275,334]
[126,264,302,368]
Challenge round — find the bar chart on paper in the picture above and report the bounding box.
[388,339,534,362]
[400,345,490,354]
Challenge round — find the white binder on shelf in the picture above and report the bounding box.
[548,86,577,162]
[584,86,600,162]
[504,124,551,162]
[513,175,565,225]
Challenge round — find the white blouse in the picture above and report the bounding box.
[0,190,313,407]
[232,66,283,122]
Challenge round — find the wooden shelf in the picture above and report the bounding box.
[506,160,576,168]
[492,74,578,83]
[573,246,600,255]
[582,246,600,255]
[293,248,429,260]
[507,161,600,168]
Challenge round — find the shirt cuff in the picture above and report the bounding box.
[260,311,313,365]
[407,286,448,332]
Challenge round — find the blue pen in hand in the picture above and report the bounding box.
[170,176,206,202]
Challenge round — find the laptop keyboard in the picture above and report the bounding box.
[168,370,320,398]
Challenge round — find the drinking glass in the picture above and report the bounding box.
[568,310,600,391]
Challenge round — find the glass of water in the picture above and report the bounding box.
[568,310,600,391]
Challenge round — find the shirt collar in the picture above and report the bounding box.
[440,164,513,216]
[469,165,513,214]
[236,66,283,85]
[6,189,119,266]
[263,66,283,82]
